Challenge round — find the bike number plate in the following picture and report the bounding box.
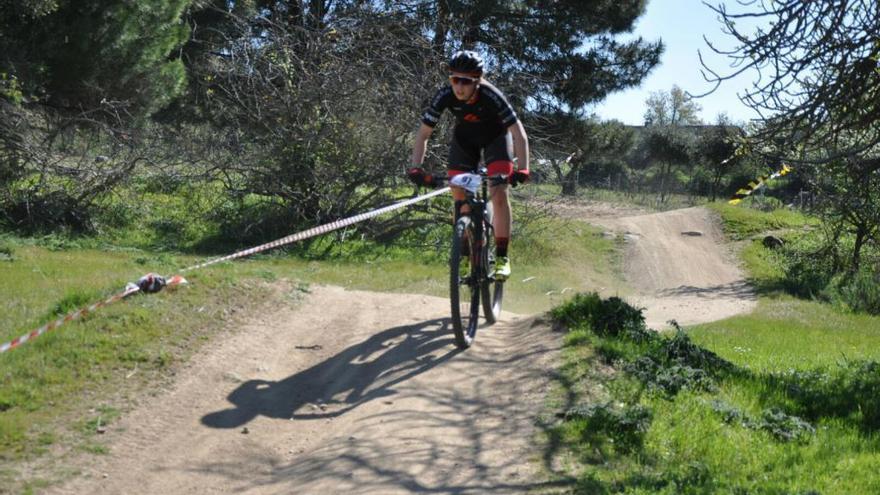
[450,173,481,194]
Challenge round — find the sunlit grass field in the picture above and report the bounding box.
[543,200,880,493]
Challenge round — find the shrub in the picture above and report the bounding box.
[708,400,815,443]
[780,235,837,298]
[624,356,716,395]
[550,292,647,337]
[836,269,880,315]
[0,240,13,261]
[564,402,653,453]
[770,360,880,432]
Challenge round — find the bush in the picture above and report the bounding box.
[835,270,880,315]
[550,292,647,337]
[746,195,784,212]
[0,239,13,261]
[624,356,716,395]
[770,360,880,432]
[564,402,653,453]
[780,235,837,298]
[708,400,815,443]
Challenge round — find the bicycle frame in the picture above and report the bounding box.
[450,171,499,275]
[446,169,507,348]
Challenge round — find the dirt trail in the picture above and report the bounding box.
[49,286,561,495]
[44,202,756,494]
[575,203,758,328]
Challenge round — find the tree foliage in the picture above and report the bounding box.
[387,0,663,110]
[702,0,880,157]
[695,114,745,201]
[704,0,880,286]
[644,85,702,126]
[1,1,666,241]
[0,0,190,115]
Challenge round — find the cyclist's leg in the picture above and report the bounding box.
[485,132,514,257]
[448,134,481,220]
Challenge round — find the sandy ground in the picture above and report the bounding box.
[560,200,758,329]
[42,202,756,494]
[48,287,562,495]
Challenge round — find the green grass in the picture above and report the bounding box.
[541,201,880,492]
[0,243,303,466]
[706,201,818,240]
[688,295,880,372]
[546,293,880,494]
[286,216,622,315]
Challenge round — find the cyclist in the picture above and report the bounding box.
[408,50,530,281]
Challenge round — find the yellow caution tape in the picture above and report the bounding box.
[729,164,792,205]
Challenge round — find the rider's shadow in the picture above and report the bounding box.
[201,318,458,429]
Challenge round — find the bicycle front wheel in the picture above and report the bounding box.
[481,209,504,324]
[450,216,480,349]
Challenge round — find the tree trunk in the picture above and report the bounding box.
[852,224,867,274]
[433,1,449,55]
[658,161,670,203]
[561,167,578,195]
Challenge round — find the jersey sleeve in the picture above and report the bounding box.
[482,83,518,128]
[421,86,452,127]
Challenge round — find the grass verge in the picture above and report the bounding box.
[0,245,310,490]
[545,292,880,493]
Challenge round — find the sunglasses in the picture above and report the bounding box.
[449,75,479,86]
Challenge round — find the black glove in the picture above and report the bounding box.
[407,167,436,187]
[511,169,530,187]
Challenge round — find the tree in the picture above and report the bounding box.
[812,156,880,275]
[0,0,190,116]
[533,114,634,195]
[696,114,744,201]
[640,86,701,202]
[701,0,880,158]
[703,0,880,289]
[387,0,663,111]
[174,10,449,243]
[643,128,692,203]
[644,85,702,126]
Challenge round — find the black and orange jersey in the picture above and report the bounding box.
[421,80,518,144]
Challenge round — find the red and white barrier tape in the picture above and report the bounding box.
[0,275,188,354]
[181,187,450,272]
[1,188,449,354]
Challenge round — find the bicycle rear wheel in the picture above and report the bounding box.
[481,206,503,324]
[450,216,480,349]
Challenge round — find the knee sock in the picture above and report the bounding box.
[496,237,509,258]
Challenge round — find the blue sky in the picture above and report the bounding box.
[592,0,763,126]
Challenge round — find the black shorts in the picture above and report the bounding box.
[448,131,513,174]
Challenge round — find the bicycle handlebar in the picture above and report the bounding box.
[431,173,512,187]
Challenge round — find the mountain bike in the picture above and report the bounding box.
[446,170,507,349]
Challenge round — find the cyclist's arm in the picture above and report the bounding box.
[410,123,434,166]
[508,120,529,172]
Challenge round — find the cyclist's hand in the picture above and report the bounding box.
[512,169,530,187]
[407,167,437,187]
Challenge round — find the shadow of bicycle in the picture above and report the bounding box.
[202,317,459,428]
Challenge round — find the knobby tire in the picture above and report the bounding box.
[450,217,480,349]
[480,205,503,324]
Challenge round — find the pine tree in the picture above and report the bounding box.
[1,0,191,116]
